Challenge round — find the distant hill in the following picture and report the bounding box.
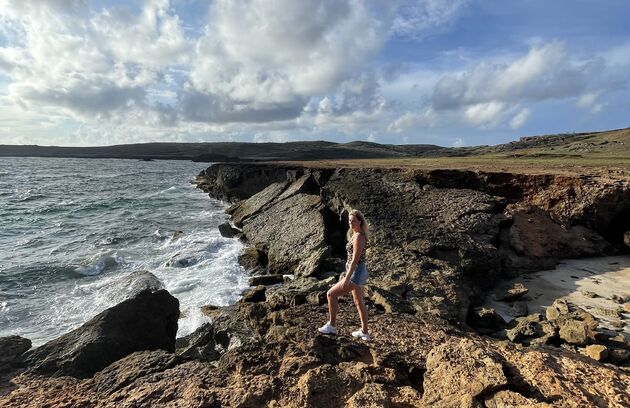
[1,127,628,162]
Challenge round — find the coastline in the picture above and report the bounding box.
[1,162,629,407]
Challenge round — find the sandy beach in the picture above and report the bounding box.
[486,256,630,336]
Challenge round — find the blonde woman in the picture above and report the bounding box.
[318,209,370,341]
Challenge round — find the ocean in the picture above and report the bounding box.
[0,157,249,346]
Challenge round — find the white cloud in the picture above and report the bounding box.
[452,137,465,147]
[387,108,436,133]
[509,108,530,129]
[186,0,386,123]
[463,101,506,127]
[391,0,470,40]
[424,42,624,129]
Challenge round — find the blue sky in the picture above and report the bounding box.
[0,0,629,147]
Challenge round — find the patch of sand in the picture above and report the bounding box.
[486,256,630,336]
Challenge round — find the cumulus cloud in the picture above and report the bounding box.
[387,108,436,133]
[509,108,530,129]
[431,42,605,109]
[186,0,386,123]
[0,0,189,122]
[419,42,625,129]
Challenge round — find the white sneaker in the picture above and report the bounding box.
[352,329,371,341]
[318,322,337,335]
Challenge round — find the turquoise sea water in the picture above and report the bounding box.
[0,157,248,346]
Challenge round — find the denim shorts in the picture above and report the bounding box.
[346,262,368,286]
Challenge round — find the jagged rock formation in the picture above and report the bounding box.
[23,284,179,378]
[196,163,629,321]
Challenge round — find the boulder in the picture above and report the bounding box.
[175,323,219,362]
[545,299,571,320]
[218,222,239,238]
[238,246,267,273]
[557,317,592,346]
[24,289,179,378]
[496,282,529,302]
[467,307,506,333]
[0,336,32,373]
[584,344,609,361]
[510,301,528,317]
[624,231,630,247]
[265,278,333,310]
[506,314,543,344]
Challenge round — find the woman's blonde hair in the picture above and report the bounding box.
[347,209,369,241]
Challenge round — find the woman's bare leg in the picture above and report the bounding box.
[352,286,369,333]
[327,281,354,326]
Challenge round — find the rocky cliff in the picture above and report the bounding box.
[197,163,628,321]
[1,163,629,407]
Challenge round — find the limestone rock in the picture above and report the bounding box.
[366,286,415,314]
[265,278,333,309]
[506,314,543,344]
[584,344,609,361]
[511,301,529,317]
[175,323,219,362]
[557,317,591,345]
[497,282,529,301]
[468,307,506,333]
[545,299,571,320]
[24,289,179,378]
[423,338,507,407]
[346,383,390,408]
[239,246,267,272]
[485,390,551,408]
[609,348,630,365]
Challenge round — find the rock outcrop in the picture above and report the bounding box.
[23,288,179,378]
[196,164,629,322]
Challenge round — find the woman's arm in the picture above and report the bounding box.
[342,234,365,289]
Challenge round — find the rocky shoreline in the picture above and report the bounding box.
[1,163,629,407]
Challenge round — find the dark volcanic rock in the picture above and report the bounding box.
[0,336,32,373]
[24,289,179,378]
[198,164,300,203]
[218,222,240,238]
